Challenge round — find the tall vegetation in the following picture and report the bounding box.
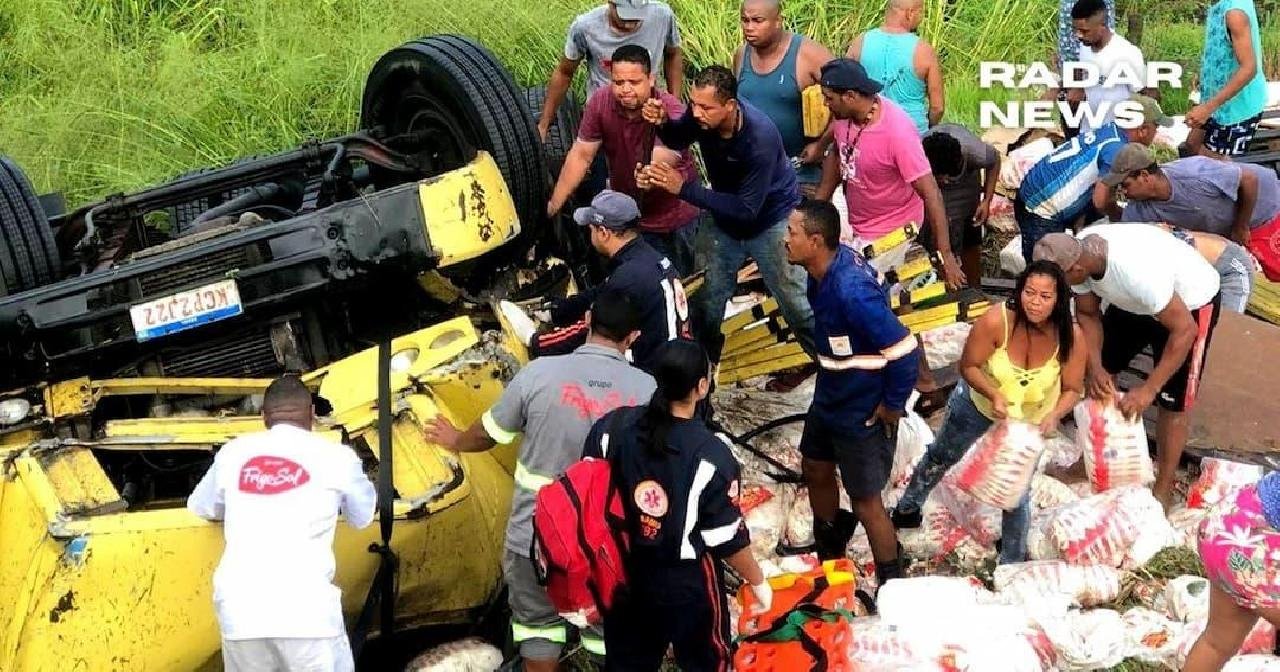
[0,0,1274,207]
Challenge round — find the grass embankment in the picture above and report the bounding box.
[0,0,1275,208]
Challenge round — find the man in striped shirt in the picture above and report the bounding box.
[784,199,919,587]
[1014,94,1170,262]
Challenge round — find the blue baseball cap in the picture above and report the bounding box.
[574,190,641,230]
[820,58,883,94]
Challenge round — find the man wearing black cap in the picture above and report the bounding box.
[813,58,962,289]
[814,56,960,415]
[639,64,817,372]
[523,189,691,371]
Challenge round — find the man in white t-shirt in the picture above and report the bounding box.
[1033,225,1221,510]
[188,375,377,672]
[1069,0,1148,135]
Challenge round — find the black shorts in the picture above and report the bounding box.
[919,214,984,256]
[799,414,895,499]
[1203,114,1262,157]
[1101,294,1222,413]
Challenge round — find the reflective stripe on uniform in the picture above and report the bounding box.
[701,518,742,547]
[512,621,567,644]
[817,353,889,371]
[680,459,717,560]
[580,633,607,656]
[880,334,918,360]
[481,410,520,445]
[817,335,918,371]
[514,461,554,491]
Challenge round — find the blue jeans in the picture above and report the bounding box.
[694,217,815,364]
[1014,196,1066,264]
[642,212,702,280]
[895,382,1031,565]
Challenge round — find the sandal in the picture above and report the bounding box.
[912,383,955,417]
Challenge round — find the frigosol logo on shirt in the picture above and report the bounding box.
[239,455,311,494]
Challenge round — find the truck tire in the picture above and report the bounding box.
[361,35,548,245]
[0,155,60,296]
[523,86,582,182]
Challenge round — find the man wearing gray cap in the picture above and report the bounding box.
[1099,142,1280,260]
[538,0,684,144]
[528,189,691,371]
[1033,224,1221,509]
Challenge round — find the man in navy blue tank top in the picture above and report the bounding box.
[732,0,834,195]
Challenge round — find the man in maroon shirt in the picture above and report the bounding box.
[547,44,703,277]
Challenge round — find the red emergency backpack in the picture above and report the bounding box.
[530,416,631,627]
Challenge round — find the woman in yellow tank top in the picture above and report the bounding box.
[891,260,1086,564]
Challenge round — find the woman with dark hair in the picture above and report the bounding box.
[582,339,770,671]
[890,260,1087,564]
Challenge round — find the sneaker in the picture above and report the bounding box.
[890,506,923,529]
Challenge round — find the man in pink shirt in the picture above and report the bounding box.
[814,58,961,413]
[814,58,961,291]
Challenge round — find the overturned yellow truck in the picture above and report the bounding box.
[0,35,587,670]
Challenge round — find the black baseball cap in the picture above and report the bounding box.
[819,58,883,94]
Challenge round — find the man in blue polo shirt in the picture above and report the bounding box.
[640,64,816,370]
[1014,94,1170,262]
[783,198,919,587]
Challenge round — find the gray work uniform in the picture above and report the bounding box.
[483,343,656,659]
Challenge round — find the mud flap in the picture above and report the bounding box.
[351,338,400,659]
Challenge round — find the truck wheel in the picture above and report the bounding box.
[0,155,60,296]
[522,86,582,182]
[361,35,549,245]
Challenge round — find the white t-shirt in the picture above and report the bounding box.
[188,423,377,640]
[1071,223,1220,314]
[1078,33,1145,134]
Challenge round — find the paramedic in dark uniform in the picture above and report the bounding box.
[784,199,920,585]
[583,339,772,671]
[520,189,692,371]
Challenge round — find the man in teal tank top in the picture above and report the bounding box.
[846,0,943,135]
[733,0,835,195]
[1184,0,1268,158]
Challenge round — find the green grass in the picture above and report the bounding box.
[0,0,1274,208]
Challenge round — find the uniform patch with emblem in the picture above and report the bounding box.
[828,335,853,356]
[673,279,690,321]
[640,514,662,540]
[728,479,740,508]
[634,479,669,517]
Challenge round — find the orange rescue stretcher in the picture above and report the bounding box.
[733,559,873,671]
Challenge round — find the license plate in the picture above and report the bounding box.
[129,278,244,342]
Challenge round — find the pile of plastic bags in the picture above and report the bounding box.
[707,349,1279,672]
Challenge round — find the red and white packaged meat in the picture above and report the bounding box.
[992,561,1123,607]
[949,421,1046,511]
[1188,457,1264,510]
[1074,397,1154,493]
[1046,487,1144,567]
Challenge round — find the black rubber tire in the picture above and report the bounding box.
[360,35,549,247]
[523,86,582,182]
[0,155,60,296]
